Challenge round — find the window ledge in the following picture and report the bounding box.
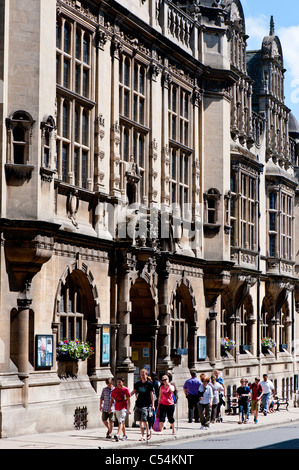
[203,223,221,236]
[5,163,34,181]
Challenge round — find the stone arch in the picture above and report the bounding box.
[129,275,158,374]
[169,276,198,368]
[53,258,100,325]
[130,267,159,321]
[169,276,197,323]
[53,259,101,376]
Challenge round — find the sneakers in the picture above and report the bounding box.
[114,435,127,441]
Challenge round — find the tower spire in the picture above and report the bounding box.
[269,16,275,36]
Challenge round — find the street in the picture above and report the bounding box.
[144,423,299,449]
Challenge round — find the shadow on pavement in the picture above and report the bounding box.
[258,439,299,450]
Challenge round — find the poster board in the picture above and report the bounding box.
[36,335,53,368]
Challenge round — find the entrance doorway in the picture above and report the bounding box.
[130,278,156,379]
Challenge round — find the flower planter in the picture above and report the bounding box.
[220,338,235,357]
[221,346,227,357]
[57,358,79,378]
[262,345,271,355]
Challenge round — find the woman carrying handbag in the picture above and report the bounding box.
[157,375,176,435]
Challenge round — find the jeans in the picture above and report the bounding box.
[261,393,271,413]
[239,402,249,421]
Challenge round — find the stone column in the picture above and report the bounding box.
[16,281,32,408]
[207,312,217,364]
[247,317,256,354]
[116,251,135,375]
[157,256,173,375]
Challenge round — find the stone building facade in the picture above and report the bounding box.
[0,0,298,437]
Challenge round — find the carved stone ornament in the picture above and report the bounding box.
[67,191,79,228]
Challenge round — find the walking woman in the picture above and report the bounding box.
[157,375,176,435]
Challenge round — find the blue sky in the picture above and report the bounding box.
[242,0,299,123]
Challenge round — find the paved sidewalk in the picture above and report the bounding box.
[1,406,299,449]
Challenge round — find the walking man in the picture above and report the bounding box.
[237,378,251,424]
[183,371,201,423]
[250,378,263,423]
[131,368,155,441]
[108,377,131,441]
[100,377,115,438]
[259,374,275,416]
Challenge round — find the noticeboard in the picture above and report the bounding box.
[101,325,111,365]
[36,335,54,369]
[197,336,207,361]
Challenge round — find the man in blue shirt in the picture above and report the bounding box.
[183,371,201,423]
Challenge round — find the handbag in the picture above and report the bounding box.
[153,409,160,432]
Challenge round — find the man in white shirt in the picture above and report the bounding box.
[259,374,275,416]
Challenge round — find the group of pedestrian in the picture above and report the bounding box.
[100,370,276,441]
[183,370,225,430]
[237,374,275,424]
[99,369,177,442]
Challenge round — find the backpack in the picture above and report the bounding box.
[172,383,178,403]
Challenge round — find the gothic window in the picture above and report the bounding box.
[261,304,270,339]
[41,116,55,169]
[6,111,35,166]
[13,126,26,164]
[281,193,292,260]
[204,188,221,226]
[230,168,258,251]
[170,148,191,218]
[58,276,86,341]
[119,55,148,204]
[268,192,277,257]
[220,299,228,339]
[56,15,94,189]
[168,83,192,218]
[171,293,187,351]
[239,303,248,346]
[168,86,190,146]
[267,188,293,260]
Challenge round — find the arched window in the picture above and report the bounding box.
[204,188,221,228]
[220,298,229,339]
[6,110,35,167]
[171,292,187,351]
[13,126,26,164]
[59,276,86,341]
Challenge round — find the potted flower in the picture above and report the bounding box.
[57,339,94,379]
[261,337,276,354]
[220,337,236,356]
[56,339,94,361]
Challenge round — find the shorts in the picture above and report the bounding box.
[251,400,259,412]
[102,411,115,422]
[134,406,152,423]
[115,409,127,423]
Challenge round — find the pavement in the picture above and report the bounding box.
[1,406,299,449]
